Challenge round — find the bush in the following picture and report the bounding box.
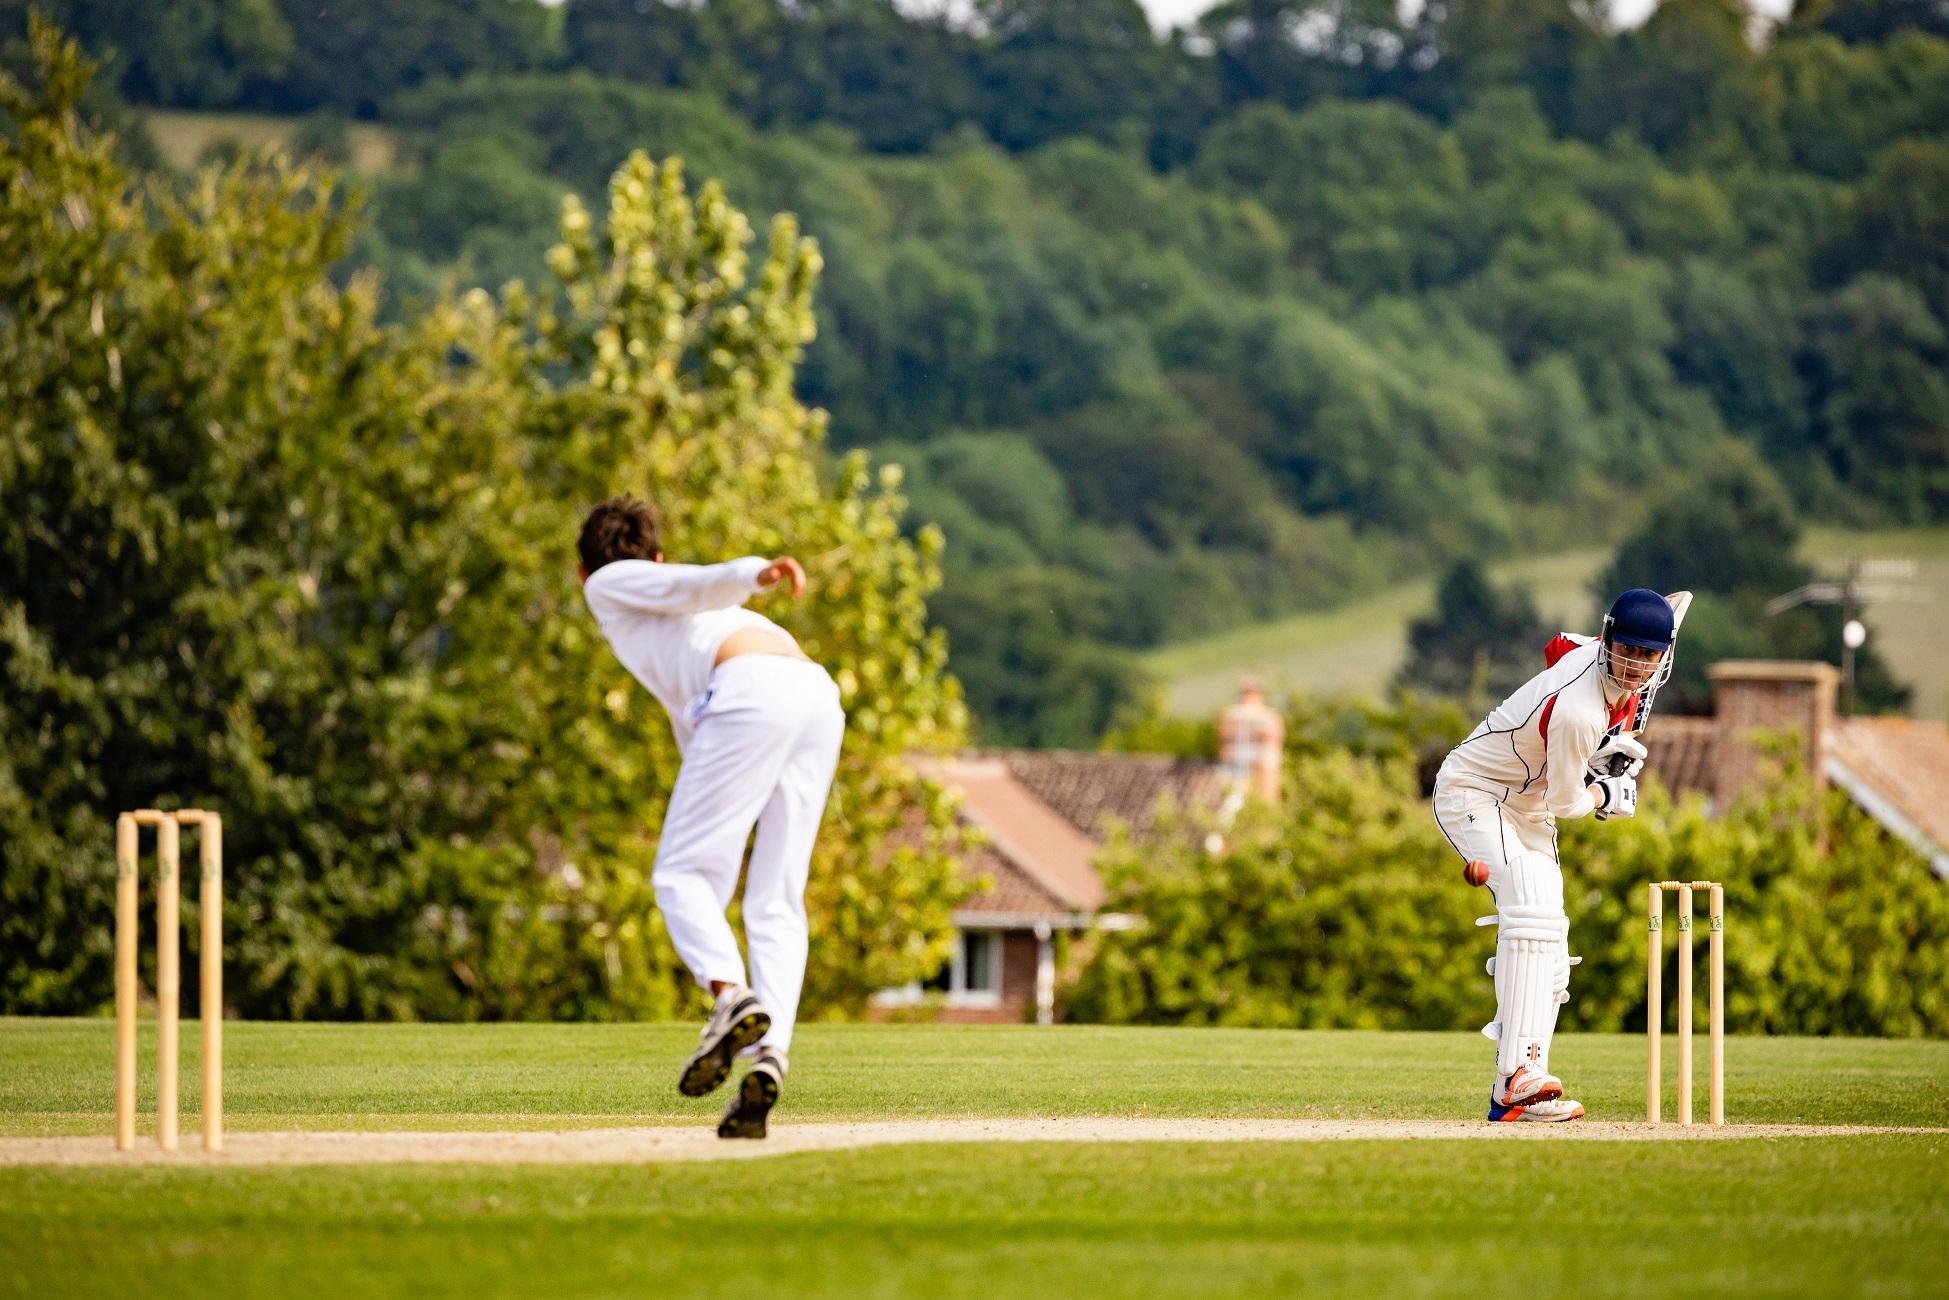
[1069,747,1949,1037]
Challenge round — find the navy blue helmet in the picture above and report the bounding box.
[1604,588,1676,651]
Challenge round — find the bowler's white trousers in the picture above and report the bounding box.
[654,654,845,1055]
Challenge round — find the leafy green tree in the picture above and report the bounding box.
[3,0,293,106]
[1589,0,1757,156]
[1197,0,1410,109]
[1408,0,1606,128]
[1193,99,1466,280]
[368,132,565,281]
[1790,0,1949,43]
[273,0,552,115]
[1396,562,1550,705]
[971,0,1173,152]
[1597,455,1910,712]
[758,0,979,154]
[562,0,781,114]
[1,23,967,1019]
[1799,274,1949,519]
[930,567,1140,747]
[1837,137,1949,318]
[1665,260,1809,459]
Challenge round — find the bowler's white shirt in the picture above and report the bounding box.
[582,557,799,753]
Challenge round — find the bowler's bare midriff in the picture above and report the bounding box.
[714,625,811,666]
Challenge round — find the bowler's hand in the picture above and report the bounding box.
[759,556,807,598]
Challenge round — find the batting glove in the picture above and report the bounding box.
[1592,773,1638,820]
[1589,733,1648,780]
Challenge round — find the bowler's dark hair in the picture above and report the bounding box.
[578,497,661,574]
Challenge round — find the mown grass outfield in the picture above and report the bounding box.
[3,1021,1946,1297]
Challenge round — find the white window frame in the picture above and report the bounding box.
[946,929,1002,1009]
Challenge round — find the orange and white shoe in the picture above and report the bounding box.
[1494,1063,1563,1109]
[1488,1090,1585,1123]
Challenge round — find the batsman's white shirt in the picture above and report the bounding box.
[1435,636,1635,823]
[582,557,797,753]
[1433,634,1636,1080]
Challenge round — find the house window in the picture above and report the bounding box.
[929,929,1003,1007]
[870,928,1004,1009]
[960,930,998,997]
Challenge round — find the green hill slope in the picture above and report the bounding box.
[1146,528,1949,720]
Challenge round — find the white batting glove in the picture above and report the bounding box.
[1592,773,1638,820]
[1589,734,1647,780]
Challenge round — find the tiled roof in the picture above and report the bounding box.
[954,839,1070,920]
[996,750,1229,838]
[1643,716,1717,800]
[914,750,1231,924]
[925,756,1105,911]
[1826,717,1949,878]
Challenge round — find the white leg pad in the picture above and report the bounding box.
[1488,850,1568,1077]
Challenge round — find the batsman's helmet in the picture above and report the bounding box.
[1604,588,1676,651]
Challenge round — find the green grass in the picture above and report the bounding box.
[7,1020,1949,1136]
[6,1137,1946,1298]
[1144,548,1609,716]
[1803,525,1949,721]
[143,110,400,174]
[1145,527,1949,720]
[3,1021,1945,1296]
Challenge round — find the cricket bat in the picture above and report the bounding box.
[1627,589,1692,736]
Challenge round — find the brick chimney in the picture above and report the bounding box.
[1706,661,1838,805]
[1218,677,1284,804]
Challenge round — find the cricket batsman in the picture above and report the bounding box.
[578,497,846,1139]
[1432,588,1680,1122]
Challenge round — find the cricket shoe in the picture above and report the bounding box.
[1494,1063,1563,1109]
[1487,1091,1585,1123]
[718,1052,784,1140]
[678,987,772,1097]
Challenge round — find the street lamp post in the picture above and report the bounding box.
[1765,555,1924,718]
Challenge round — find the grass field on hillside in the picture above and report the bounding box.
[2,1021,1945,1297]
[1147,527,1949,720]
[143,110,400,173]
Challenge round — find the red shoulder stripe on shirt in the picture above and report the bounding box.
[1543,634,1578,668]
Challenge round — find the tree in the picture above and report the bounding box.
[1596,455,1909,712]
[971,0,1172,152]
[1592,0,1758,156]
[1396,562,1551,705]
[1799,274,1949,520]
[269,0,551,115]
[1196,0,1410,109]
[2,0,294,106]
[1789,0,1949,43]
[929,567,1140,747]
[1407,0,1607,129]
[1,22,968,1019]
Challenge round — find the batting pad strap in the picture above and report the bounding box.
[1495,900,1568,945]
